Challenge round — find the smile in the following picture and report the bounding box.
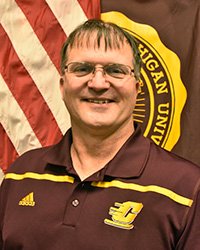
[86,99,113,104]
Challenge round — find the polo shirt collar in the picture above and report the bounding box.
[42,130,73,170]
[43,125,150,179]
[104,126,150,178]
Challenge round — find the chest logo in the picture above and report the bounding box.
[19,192,35,207]
[104,201,143,230]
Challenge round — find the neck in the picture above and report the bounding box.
[70,121,134,180]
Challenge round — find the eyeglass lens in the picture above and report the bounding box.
[66,62,133,79]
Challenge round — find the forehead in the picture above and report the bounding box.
[66,32,134,62]
[69,30,128,48]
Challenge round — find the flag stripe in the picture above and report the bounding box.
[77,0,101,19]
[15,0,67,72]
[0,168,4,184]
[46,0,87,36]
[0,25,62,147]
[0,124,18,173]
[0,73,42,152]
[1,0,70,135]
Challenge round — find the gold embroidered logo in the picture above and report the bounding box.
[19,192,35,207]
[104,201,143,230]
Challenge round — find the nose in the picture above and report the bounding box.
[87,66,110,91]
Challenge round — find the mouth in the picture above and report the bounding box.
[83,98,114,104]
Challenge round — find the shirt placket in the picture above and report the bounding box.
[63,181,88,227]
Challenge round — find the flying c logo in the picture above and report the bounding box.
[101,12,187,151]
[104,201,143,230]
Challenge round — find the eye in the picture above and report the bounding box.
[69,63,93,76]
[105,64,130,79]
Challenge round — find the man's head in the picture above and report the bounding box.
[60,19,141,133]
[61,19,141,81]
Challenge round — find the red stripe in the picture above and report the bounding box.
[77,0,101,19]
[16,0,67,74]
[0,124,19,173]
[0,24,63,147]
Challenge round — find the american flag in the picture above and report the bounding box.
[0,0,100,182]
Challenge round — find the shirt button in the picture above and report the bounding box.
[72,199,79,207]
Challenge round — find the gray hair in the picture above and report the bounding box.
[61,19,141,80]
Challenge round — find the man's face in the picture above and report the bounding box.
[60,38,139,132]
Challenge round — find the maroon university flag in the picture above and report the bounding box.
[101,0,200,166]
[0,0,100,180]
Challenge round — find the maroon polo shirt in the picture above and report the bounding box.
[0,127,200,249]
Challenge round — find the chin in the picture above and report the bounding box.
[82,119,114,130]
[87,121,111,128]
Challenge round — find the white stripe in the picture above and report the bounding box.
[0,168,4,184]
[0,0,70,135]
[46,0,87,36]
[0,74,42,155]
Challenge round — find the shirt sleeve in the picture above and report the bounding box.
[176,187,200,249]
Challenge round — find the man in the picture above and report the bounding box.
[0,19,200,249]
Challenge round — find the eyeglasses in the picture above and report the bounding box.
[64,62,134,80]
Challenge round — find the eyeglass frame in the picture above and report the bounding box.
[64,62,135,80]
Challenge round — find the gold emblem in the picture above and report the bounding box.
[19,192,35,206]
[104,201,143,230]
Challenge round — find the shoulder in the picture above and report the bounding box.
[5,129,72,175]
[148,138,200,174]
[145,138,200,196]
[133,127,200,177]
[5,145,53,174]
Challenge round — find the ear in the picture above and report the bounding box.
[60,77,64,85]
[135,80,142,95]
[59,77,64,99]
